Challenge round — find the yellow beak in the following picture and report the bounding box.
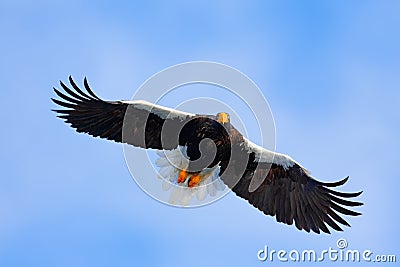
[217,112,230,124]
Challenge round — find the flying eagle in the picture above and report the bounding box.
[52,76,363,234]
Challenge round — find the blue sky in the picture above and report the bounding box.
[1,1,399,266]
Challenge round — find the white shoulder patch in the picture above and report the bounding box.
[243,138,296,170]
[121,100,195,120]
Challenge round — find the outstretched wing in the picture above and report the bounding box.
[52,76,195,150]
[225,136,363,234]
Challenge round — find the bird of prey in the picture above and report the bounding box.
[52,76,363,234]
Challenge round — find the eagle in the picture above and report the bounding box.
[52,76,363,234]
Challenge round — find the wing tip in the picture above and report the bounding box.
[319,176,349,187]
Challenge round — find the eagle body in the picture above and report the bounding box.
[52,76,363,234]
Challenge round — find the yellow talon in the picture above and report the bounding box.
[188,174,201,188]
[178,169,188,184]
